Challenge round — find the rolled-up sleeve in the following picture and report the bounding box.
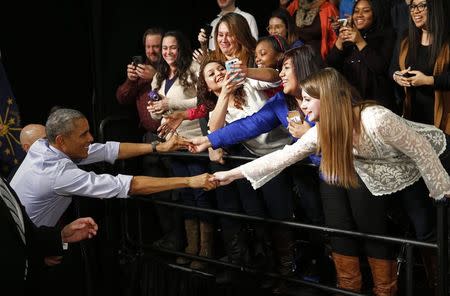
[79,141,120,165]
[54,161,133,199]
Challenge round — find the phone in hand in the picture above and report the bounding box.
[287,110,304,123]
[148,89,161,101]
[402,72,416,78]
[337,18,348,28]
[132,55,144,67]
[225,58,240,81]
[225,58,239,72]
[203,23,213,39]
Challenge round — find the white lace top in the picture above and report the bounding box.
[240,105,450,200]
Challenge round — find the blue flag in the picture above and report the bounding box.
[0,62,25,177]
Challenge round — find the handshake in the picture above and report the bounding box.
[151,134,237,190]
[187,171,237,191]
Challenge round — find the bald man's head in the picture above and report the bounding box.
[20,124,46,152]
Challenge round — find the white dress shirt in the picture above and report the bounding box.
[11,139,133,226]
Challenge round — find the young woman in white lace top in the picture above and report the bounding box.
[212,68,450,295]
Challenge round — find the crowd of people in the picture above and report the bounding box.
[4,0,450,295]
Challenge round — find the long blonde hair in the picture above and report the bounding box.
[300,68,361,188]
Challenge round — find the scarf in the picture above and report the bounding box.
[296,0,326,28]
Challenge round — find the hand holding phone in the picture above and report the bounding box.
[337,18,348,28]
[225,58,241,82]
[287,110,303,124]
[225,58,239,72]
[132,55,144,67]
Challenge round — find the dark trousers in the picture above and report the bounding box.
[142,132,182,241]
[320,179,394,259]
[396,134,450,242]
[171,158,212,222]
[289,162,324,225]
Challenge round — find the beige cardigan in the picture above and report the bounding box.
[150,64,202,139]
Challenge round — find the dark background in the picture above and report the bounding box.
[0,0,278,137]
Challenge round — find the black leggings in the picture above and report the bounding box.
[396,134,450,243]
[320,179,394,259]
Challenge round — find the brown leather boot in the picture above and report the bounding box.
[176,219,199,265]
[332,252,362,292]
[190,221,213,270]
[367,257,398,296]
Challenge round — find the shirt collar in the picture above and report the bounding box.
[217,6,241,17]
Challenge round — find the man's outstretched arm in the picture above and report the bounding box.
[129,173,217,195]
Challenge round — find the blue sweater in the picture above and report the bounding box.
[208,91,321,166]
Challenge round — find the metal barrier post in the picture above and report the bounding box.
[436,202,448,296]
[406,244,414,296]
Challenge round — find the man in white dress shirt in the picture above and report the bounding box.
[10,108,216,227]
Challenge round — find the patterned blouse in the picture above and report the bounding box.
[238,105,450,200]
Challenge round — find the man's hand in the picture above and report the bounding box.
[44,256,63,266]
[157,111,187,138]
[127,64,139,81]
[136,64,156,80]
[61,217,98,244]
[156,134,192,152]
[188,136,212,153]
[187,173,218,191]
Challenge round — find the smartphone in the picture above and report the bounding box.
[203,23,213,38]
[287,110,304,123]
[402,72,416,78]
[148,89,161,101]
[337,18,348,27]
[132,55,144,67]
[225,58,239,72]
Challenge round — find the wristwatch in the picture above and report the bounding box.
[151,140,159,152]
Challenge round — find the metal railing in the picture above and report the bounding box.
[98,113,448,295]
[116,150,448,296]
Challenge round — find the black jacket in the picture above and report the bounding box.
[0,178,63,296]
[327,27,399,113]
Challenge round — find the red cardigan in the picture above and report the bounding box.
[286,0,338,59]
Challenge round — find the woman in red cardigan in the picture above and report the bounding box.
[281,0,338,59]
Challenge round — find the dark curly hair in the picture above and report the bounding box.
[154,31,197,92]
[197,56,246,111]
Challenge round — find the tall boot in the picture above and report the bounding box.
[271,228,296,294]
[367,257,398,296]
[176,219,199,265]
[332,252,362,292]
[251,226,273,270]
[421,248,438,295]
[190,221,214,270]
[216,227,249,284]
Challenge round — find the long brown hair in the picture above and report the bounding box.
[211,13,256,67]
[300,68,363,188]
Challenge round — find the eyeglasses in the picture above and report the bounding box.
[266,24,285,33]
[409,2,427,12]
